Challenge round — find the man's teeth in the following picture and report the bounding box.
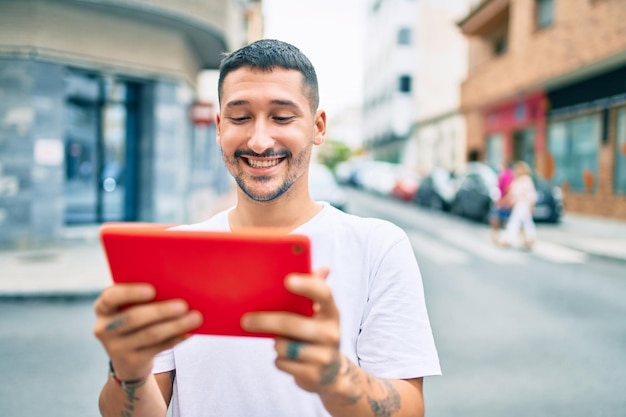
[247,159,281,168]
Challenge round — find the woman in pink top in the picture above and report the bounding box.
[500,161,538,249]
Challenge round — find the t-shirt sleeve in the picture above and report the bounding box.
[357,226,441,379]
[152,348,175,374]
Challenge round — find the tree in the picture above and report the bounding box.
[316,139,352,173]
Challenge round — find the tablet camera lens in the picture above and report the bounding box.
[292,244,304,255]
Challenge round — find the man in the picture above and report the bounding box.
[93,39,440,417]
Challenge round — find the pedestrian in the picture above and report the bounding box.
[499,161,538,250]
[489,160,514,243]
[93,39,441,417]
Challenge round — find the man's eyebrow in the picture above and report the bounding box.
[225,99,300,108]
[270,99,299,108]
[225,100,248,108]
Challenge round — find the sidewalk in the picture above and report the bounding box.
[0,226,110,299]
[1,214,625,299]
[535,213,626,262]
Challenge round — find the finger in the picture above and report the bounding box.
[242,311,339,345]
[273,347,344,390]
[275,338,337,364]
[105,311,202,361]
[95,299,191,336]
[122,310,203,351]
[94,284,156,315]
[135,333,193,360]
[285,268,338,319]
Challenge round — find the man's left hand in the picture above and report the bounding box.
[241,267,345,393]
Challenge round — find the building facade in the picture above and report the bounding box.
[459,0,626,219]
[408,0,474,174]
[0,0,259,248]
[363,0,419,162]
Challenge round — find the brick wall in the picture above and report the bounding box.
[462,0,626,108]
[460,0,626,219]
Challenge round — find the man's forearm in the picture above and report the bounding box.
[320,356,424,417]
[99,375,167,417]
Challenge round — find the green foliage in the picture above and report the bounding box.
[317,140,352,172]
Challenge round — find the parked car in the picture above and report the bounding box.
[451,162,564,223]
[450,163,500,222]
[413,167,457,211]
[334,159,358,185]
[309,163,348,211]
[530,175,563,223]
[352,160,399,196]
[391,167,422,202]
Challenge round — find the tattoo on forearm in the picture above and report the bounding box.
[106,317,125,331]
[119,386,141,417]
[367,380,401,417]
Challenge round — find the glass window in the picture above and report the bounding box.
[547,114,600,192]
[615,107,626,194]
[486,133,504,171]
[398,75,411,93]
[494,36,508,55]
[397,27,412,45]
[547,121,569,187]
[536,0,554,29]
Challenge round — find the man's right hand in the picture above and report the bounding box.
[93,283,203,381]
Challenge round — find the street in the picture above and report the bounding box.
[1,188,625,417]
[345,187,626,417]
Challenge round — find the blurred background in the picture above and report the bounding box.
[1,0,625,416]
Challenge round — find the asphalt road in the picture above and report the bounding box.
[1,188,624,417]
[0,298,106,417]
[345,187,626,417]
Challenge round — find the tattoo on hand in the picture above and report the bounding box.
[106,317,125,331]
[342,360,364,404]
[320,353,341,386]
[367,380,401,417]
[319,356,364,405]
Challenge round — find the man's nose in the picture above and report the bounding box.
[247,119,275,153]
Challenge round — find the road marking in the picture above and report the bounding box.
[438,229,527,264]
[531,241,588,264]
[408,231,471,265]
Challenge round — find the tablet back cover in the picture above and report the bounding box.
[100,223,312,337]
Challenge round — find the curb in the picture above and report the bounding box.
[0,290,102,302]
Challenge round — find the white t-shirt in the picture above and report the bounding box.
[153,203,441,417]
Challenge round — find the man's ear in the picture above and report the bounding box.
[313,110,326,146]
[215,112,222,145]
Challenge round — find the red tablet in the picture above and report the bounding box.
[99,222,312,337]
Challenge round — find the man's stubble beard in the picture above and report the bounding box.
[221,144,313,203]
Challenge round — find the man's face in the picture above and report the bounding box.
[216,67,325,202]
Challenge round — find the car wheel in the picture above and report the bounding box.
[481,203,492,224]
[451,200,464,217]
[430,197,443,211]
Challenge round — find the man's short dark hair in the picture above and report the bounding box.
[218,39,320,112]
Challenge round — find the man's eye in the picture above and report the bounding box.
[229,117,249,123]
[274,116,294,123]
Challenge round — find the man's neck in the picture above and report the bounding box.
[228,188,322,232]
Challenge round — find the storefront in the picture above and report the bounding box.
[545,64,626,218]
[0,0,232,247]
[483,92,547,172]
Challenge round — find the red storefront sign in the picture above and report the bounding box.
[484,91,548,155]
[191,102,215,126]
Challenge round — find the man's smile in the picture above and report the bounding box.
[243,157,284,169]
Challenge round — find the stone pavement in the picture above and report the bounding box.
[0,213,625,299]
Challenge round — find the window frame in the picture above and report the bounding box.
[535,0,555,30]
[547,112,601,193]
